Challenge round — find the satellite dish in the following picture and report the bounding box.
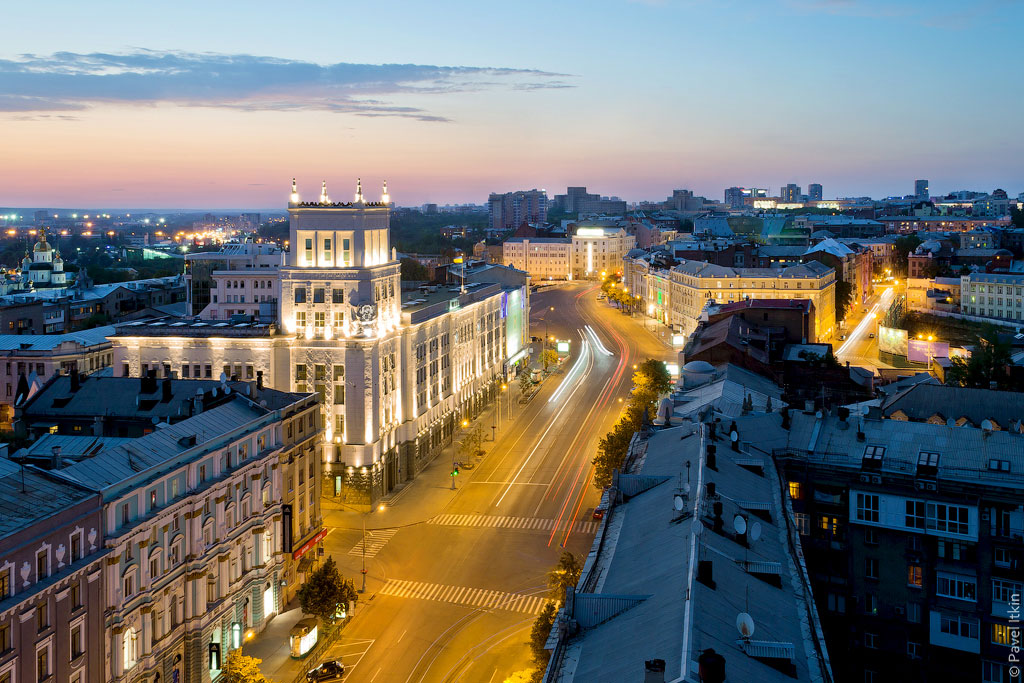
[815,410,823,419]
[982,419,994,431]
[733,515,747,535]
[750,521,762,543]
[673,495,685,511]
[736,612,755,639]
[946,418,955,428]
[730,430,738,441]
[683,483,691,495]
[151,416,160,424]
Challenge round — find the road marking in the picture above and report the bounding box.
[347,528,399,558]
[321,637,375,682]
[428,513,598,534]
[379,579,548,615]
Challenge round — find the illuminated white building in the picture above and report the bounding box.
[502,227,635,281]
[113,179,529,500]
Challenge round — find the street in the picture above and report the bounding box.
[316,282,673,683]
[835,285,898,372]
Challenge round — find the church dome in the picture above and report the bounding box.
[34,235,52,252]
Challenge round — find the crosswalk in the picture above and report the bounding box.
[379,578,549,615]
[347,528,399,558]
[429,513,599,535]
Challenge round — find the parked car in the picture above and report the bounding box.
[306,660,345,682]
[597,294,605,300]
[839,334,846,341]
[593,507,606,520]
[868,332,875,339]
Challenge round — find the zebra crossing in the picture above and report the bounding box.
[347,528,399,558]
[428,513,598,535]
[379,578,548,615]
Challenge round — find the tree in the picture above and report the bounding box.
[633,359,672,396]
[297,557,358,626]
[547,552,582,602]
[400,257,430,282]
[457,423,486,460]
[220,650,273,683]
[540,349,559,371]
[529,601,558,681]
[834,279,854,323]
[893,235,923,276]
[944,325,1016,390]
[519,370,533,399]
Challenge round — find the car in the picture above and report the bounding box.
[597,294,605,300]
[593,507,606,520]
[868,333,875,339]
[306,660,345,682]
[839,334,846,341]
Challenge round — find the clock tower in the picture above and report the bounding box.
[280,179,402,493]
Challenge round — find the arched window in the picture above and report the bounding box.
[123,626,138,670]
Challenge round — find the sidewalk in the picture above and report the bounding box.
[243,601,306,682]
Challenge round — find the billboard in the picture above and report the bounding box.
[878,326,908,357]
[908,339,949,364]
[504,289,525,362]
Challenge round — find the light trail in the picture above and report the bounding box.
[548,330,592,403]
[836,286,894,357]
[584,324,614,356]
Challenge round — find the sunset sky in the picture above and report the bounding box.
[1,0,1021,209]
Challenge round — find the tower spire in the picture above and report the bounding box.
[381,180,390,205]
[320,180,330,205]
[355,177,364,203]
[289,177,300,204]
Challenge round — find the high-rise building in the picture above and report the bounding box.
[915,179,930,199]
[724,186,745,209]
[112,179,530,502]
[808,183,823,201]
[239,212,260,232]
[781,183,802,203]
[488,189,548,231]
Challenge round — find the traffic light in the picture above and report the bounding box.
[451,465,460,477]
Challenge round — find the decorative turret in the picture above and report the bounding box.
[381,180,390,205]
[289,177,300,204]
[319,180,330,205]
[355,177,364,204]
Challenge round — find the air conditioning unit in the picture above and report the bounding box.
[871,475,882,485]
[859,474,871,483]
[895,606,906,616]
[925,482,936,491]
[915,481,926,491]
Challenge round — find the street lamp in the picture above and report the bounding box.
[453,419,469,490]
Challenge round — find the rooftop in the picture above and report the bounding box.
[0,457,97,536]
[880,382,1024,429]
[0,325,115,353]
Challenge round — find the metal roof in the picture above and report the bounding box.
[0,326,115,352]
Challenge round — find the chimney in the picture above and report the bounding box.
[70,371,80,393]
[644,659,666,683]
[705,482,716,498]
[713,500,723,533]
[161,377,173,402]
[51,446,62,469]
[698,649,726,683]
[193,389,204,416]
[256,370,264,391]
[706,444,717,470]
[141,370,157,395]
[697,560,715,589]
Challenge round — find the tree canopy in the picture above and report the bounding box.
[220,651,274,683]
[296,557,358,626]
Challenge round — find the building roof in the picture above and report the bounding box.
[548,411,829,682]
[0,457,96,536]
[0,326,115,352]
[674,363,785,417]
[716,299,813,314]
[787,410,1024,490]
[880,382,1024,428]
[57,398,268,491]
[672,259,831,280]
[803,238,854,259]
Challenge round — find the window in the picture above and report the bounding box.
[856,493,879,523]
[36,550,48,580]
[304,239,313,264]
[993,623,1015,646]
[342,238,351,264]
[123,573,135,599]
[983,661,1018,683]
[863,672,878,683]
[123,626,138,671]
[826,592,845,613]
[121,503,130,525]
[939,613,978,639]
[70,623,83,658]
[323,239,331,264]
[37,644,49,681]
[333,311,344,328]
[864,528,878,545]
[864,632,878,649]
[992,579,1022,607]
[36,602,48,630]
[907,563,922,587]
[905,500,925,529]
[199,465,207,483]
[906,602,921,623]
[862,445,885,466]
[788,481,802,500]
[150,557,159,580]
[994,547,1014,568]
[927,503,969,535]
[937,572,977,601]
[206,578,217,604]
[294,287,307,304]
[313,288,325,304]
[148,489,157,511]
[865,557,879,580]
[0,622,9,651]
[864,593,877,616]
[906,641,920,659]
[70,581,81,609]
[332,288,344,304]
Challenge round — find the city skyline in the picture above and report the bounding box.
[2,0,1022,208]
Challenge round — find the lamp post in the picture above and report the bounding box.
[453,419,468,490]
[336,501,385,594]
[543,306,554,351]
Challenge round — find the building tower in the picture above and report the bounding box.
[808,183,823,201]
[915,179,929,200]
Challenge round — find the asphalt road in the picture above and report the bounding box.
[836,285,898,372]
[317,282,673,683]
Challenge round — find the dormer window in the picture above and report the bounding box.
[916,451,939,477]
[862,445,885,469]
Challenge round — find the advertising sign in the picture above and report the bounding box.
[878,326,908,357]
[908,340,949,364]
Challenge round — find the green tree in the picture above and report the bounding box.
[633,359,672,395]
[220,650,273,683]
[893,235,923,276]
[400,257,430,282]
[540,349,559,371]
[529,601,558,681]
[945,325,1016,390]
[547,551,582,603]
[519,370,533,399]
[296,557,358,626]
[834,279,854,322]
[457,423,486,461]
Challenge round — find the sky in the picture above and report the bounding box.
[1,0,1022,209]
